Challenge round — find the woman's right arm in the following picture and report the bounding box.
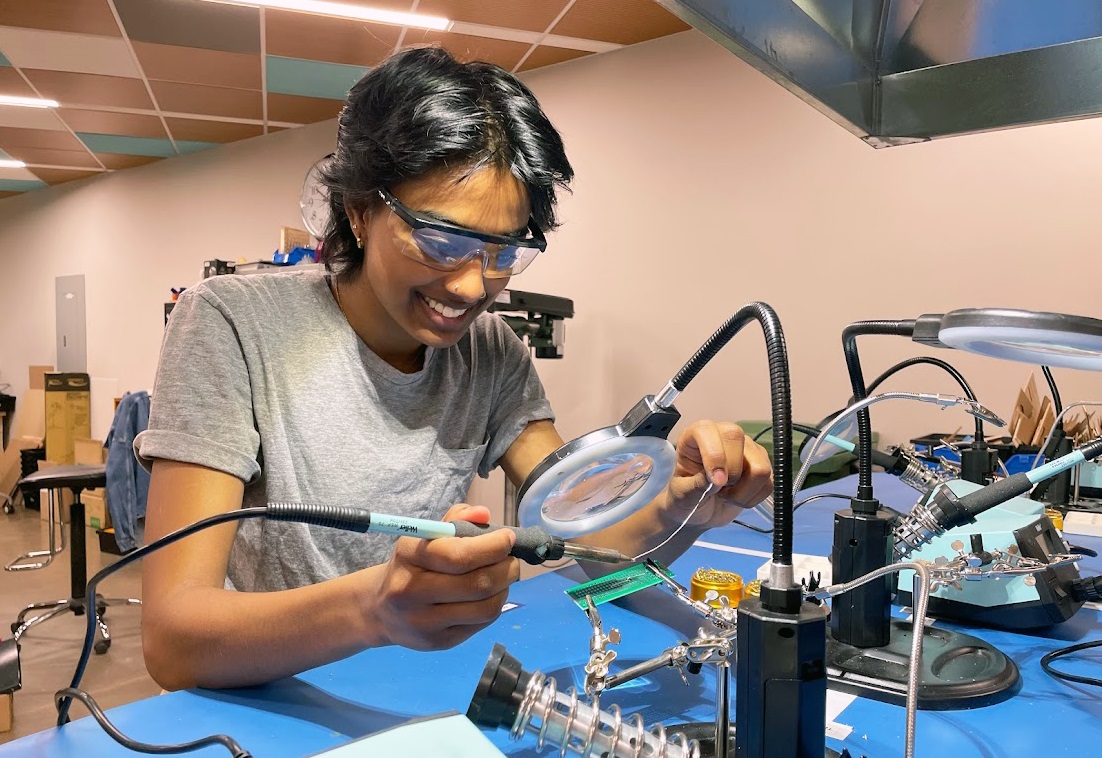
[141,459,519,691]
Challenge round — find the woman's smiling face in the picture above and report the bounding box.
[346,166,532,359]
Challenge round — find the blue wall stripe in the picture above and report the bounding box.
[266,55,366,100]
[76,133,219,157]
[0,179,46,192]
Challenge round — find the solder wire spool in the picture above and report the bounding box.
[1044,507,1064,531]
[690,568,744,607]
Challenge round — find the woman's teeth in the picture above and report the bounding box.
[421,294,469,319]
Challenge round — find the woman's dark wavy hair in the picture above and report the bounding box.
[320,46,573,279]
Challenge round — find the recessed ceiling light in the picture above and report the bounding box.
[0,95,60,109]
[199,0,452,31]
[0,159,28,169]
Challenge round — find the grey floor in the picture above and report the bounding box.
[0,502,158,745]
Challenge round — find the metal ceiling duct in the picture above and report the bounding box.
[656,0,1102,147]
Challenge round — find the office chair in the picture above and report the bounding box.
[10,464,141,654]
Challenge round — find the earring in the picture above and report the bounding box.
[352,228,363,249]
[453,284,460,293]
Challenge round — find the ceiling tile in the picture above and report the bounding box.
[94,152,162,170]
[0,27,141,78]
[114,0,260,53]
[0,0,121,37]
[59,108,166,138]
[76,132,176,157]
[518,46,593,72]
[132,42,261,90]
[0,65,35,95]
[23,69,154,109]
[552,0,690,44]
[267,93,343,124]
[164,117,263,143]
[401,32,531,70]
[266,56,367,100]
[150,81,263,120]
[418,0,568,32]
[0,125,84,150]
[3,146,100,168]
[0,105,68,130]
[265,10,398,67]
[29,166,101,185]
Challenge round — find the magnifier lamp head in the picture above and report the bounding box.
[799,413,859,466]
[516,396,680,538]
[936,308,1102,371]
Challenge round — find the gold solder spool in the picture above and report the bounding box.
[690,568,744,608]
[1045,507,1064,531]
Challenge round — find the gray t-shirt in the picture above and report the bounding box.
[135,270,553,592]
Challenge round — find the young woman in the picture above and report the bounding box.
[137,46,771,691]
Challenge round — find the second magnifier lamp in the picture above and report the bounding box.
[821,308,1102,709]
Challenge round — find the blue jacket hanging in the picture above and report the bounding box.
[105,391,151,552]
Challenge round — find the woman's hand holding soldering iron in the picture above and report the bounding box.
[368,503,521,651]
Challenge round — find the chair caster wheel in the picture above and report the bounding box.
[94,640,110,655]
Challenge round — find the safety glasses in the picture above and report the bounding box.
[378,187,546,279]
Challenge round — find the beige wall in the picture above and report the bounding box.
[516,30,1102,454]
[1,30,1100,499]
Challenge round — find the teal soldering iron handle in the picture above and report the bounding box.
[264,503,566,565]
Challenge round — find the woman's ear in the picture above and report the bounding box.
[344,204,372,249]
[344,203,363,238]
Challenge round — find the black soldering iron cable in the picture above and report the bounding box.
[57,502,605,754]
[56,506,267,754]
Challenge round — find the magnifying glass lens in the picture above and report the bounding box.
[541,453,655,522]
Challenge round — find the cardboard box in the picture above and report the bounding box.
[28,365,53,391]
[73,438,106,465]
[0,692,12,734]
[36,460,73,523]
[83,488,110,530]
[44,373,91,465]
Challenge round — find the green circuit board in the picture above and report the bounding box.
[565,561,672,609]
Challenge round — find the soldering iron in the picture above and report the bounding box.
[264,503,632,565]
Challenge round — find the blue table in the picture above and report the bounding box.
[4,474,1102,756]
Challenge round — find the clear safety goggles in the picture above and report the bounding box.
[378,187,546,279]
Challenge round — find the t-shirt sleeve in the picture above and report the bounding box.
[479,316,555,478]
[134,285,263,484]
